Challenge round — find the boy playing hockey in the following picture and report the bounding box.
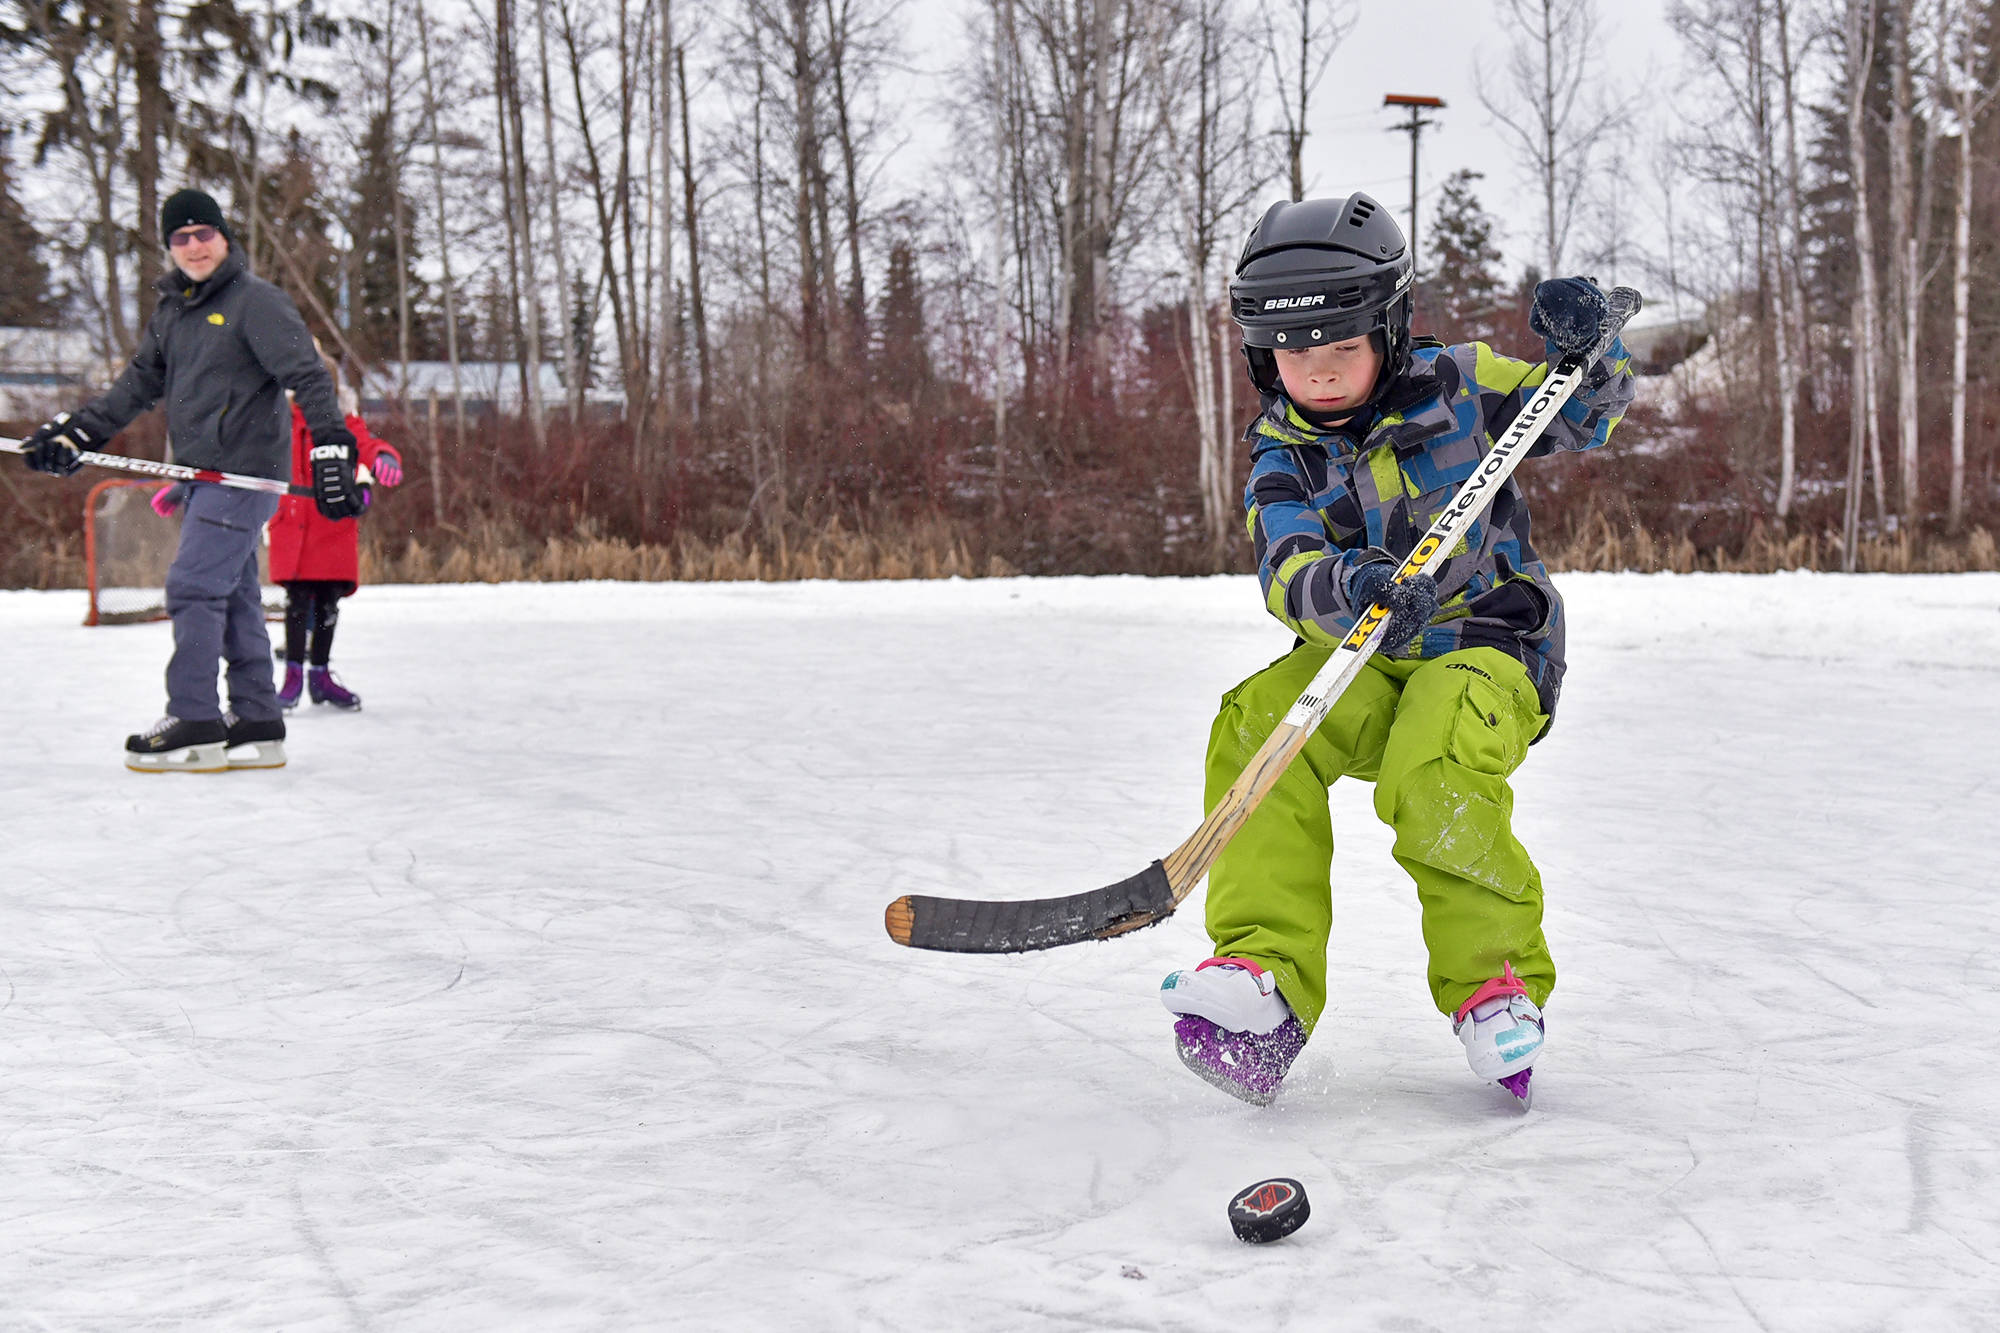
[1158,194,1635,1108]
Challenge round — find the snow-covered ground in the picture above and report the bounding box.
[3,572,1998,1331]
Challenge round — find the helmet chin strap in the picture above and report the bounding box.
[1292,403,1371,436]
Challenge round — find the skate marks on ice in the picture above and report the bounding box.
[1,575,1998,1329]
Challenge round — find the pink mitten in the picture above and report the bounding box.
[371,447,403,488]
[150,484,186,518]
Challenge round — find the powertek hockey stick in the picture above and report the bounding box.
[0,435,310,497]
[885,286,1642,954]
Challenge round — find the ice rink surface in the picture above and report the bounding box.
[3,571,1998,1331]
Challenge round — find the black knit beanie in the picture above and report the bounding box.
[160,189,231,245]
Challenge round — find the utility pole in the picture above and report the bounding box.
[1383,94,1445,279]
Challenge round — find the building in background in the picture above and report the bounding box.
[1614,304,1709,376]
[358,362,626,417]
[0,327,117,420]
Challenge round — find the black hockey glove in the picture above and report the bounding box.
[21,411,94,476]
[1529,276,1613,358]
[1345,553,1440,655]
[309,425,366,521]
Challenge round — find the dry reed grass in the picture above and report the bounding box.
[361,516,1020,585]
[11,513,1993,594]
[1542,509,1999,574]
[4,533,84,588]
[357,511,1997,586]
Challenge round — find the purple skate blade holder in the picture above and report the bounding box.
[1173,1013,1307,1107]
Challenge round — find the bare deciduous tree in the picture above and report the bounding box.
[492,0,547,444]
[1156,0,1270,556]
[413,0,468,476]
[970,0,1170,426]
[1669,0,1809,518]
[1944,0,1996,530]
[677,43,711,418]
[1259,0,1353,203]
[1478,0,1636,278]
[1843,0,1887,566]
[535,0,579,421]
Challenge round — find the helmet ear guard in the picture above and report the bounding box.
[1244,345,1280,394]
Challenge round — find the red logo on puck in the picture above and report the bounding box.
[1237,1182,1295,1217]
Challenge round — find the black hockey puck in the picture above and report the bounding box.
[1227,1177,1310,1243]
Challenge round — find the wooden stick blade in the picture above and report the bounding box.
[885,860,1179,953]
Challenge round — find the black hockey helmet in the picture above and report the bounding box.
[1229,193,1414,399]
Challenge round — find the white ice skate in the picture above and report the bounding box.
[1160,956,1291,1034]
[1453,961,1543,1107]
[1161,957,1305,1106]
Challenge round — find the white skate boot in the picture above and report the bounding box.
[1160,956,1291,1034]
[1452,961,1544,1108]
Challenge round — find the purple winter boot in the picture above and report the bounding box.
[277,660,305,710]
[307,665,362,711]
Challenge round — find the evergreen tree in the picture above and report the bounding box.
[347,109,428,363]
[1798,3,1901,333]
[251,131,343,332]
[0,129,57,327]
[878,241,930,399]
[1419,170,1509,347]
[570,272,596,391]
[477,273,513,362]
[670,280,690,409]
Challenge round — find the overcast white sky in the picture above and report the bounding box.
[906,0,1681,285]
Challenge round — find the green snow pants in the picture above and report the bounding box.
[1202,643,1555,1034]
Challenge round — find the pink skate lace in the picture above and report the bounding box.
[1454,961,1528,1022]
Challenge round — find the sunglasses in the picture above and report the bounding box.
[169,226,219,247]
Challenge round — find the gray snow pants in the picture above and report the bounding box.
[164,483,283,722]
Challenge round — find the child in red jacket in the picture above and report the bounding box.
[265,357,402,710]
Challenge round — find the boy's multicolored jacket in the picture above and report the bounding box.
[1245,337,1636,730]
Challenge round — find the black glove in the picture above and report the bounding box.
[21,412,94,476]
[1345,553,1440,654]
[1529,276,1613,357]
[309,426,366,520]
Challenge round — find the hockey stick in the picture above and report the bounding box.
[885,287,1642,953]
[0,435,310,497]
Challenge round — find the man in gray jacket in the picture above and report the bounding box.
[20,188,365,772]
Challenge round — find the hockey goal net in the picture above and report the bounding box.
[84,479,286,626]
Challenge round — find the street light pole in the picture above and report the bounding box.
[1382,94,1445,281]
